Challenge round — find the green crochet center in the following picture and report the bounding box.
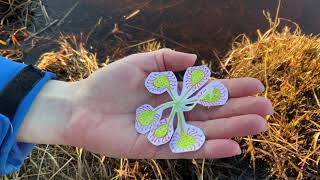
[191,70,205,86]
[154,124,169,138]
[139,111,155,126]
[178,133,195,148]
[153,75,170,88]
[201,88,221,102]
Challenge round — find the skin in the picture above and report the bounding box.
[17,49,273,159]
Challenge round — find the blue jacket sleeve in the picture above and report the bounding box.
[0,56,55,175]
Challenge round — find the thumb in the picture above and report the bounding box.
[123,48,197,72]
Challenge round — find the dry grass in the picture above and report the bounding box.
[0,0,54,60]
[37,34,100,81]
[225,14,320,179]
[0,0,35,60]
[138,40,162,53]
[17,145,170,179]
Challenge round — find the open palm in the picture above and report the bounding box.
[64,49,273,159]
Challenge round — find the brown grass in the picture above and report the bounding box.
[37,34,100,81]
[225,14,320,179]
[18,145,169,179]
[138,40,162,53]
[0,0,35,60]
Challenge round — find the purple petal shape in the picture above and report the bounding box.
[144,71,178,96]
[147,118,174,146]
[198,81,228,107]
[169,123,205,153]
[185,80,228,107]
[180,66,211,98]
[135,104,162,134]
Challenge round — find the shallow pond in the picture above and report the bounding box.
[24,0,320,64]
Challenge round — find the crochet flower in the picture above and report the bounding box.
[135,66,229,153]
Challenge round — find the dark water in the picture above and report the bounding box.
[24,0,320,64]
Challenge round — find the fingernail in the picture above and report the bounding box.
[188,53,197,60]
[263,122,269,131]
[236,148,242,155]
[259,83,265,92]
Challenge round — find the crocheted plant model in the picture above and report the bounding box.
[135,66,229,153]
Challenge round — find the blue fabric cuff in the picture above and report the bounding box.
[0,57,55,175]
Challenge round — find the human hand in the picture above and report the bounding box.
[19,49,273,159]
[62,49,273,159]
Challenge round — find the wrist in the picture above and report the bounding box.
[17,80,76,145]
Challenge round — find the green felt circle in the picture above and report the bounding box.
[191,69,205,86]
[154,123,169,138]
[139,111,155,126]
[153,75,170,88]
[201,88,221,102]
[177,133,195,149]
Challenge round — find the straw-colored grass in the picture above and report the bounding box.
[225,15,320,179]
[0,0,33,60]
[0,0,54,60]
[138,40,162,53]
[37,35,100,81]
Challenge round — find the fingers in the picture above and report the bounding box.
[176,77,264,98]
[192,114,267,139]
[154,139,241,159]
[220,78,265,98]
[187,96,273,121]
[123,48,197,72]
[152,115,266,159]
[157,77,266,105]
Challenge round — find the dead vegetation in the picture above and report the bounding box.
[0,0,33,60]
[138,40,162,53]
[37,35,100,81]
[19,145,169,179]
[0,0,57,60]
[225,14,320,179]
